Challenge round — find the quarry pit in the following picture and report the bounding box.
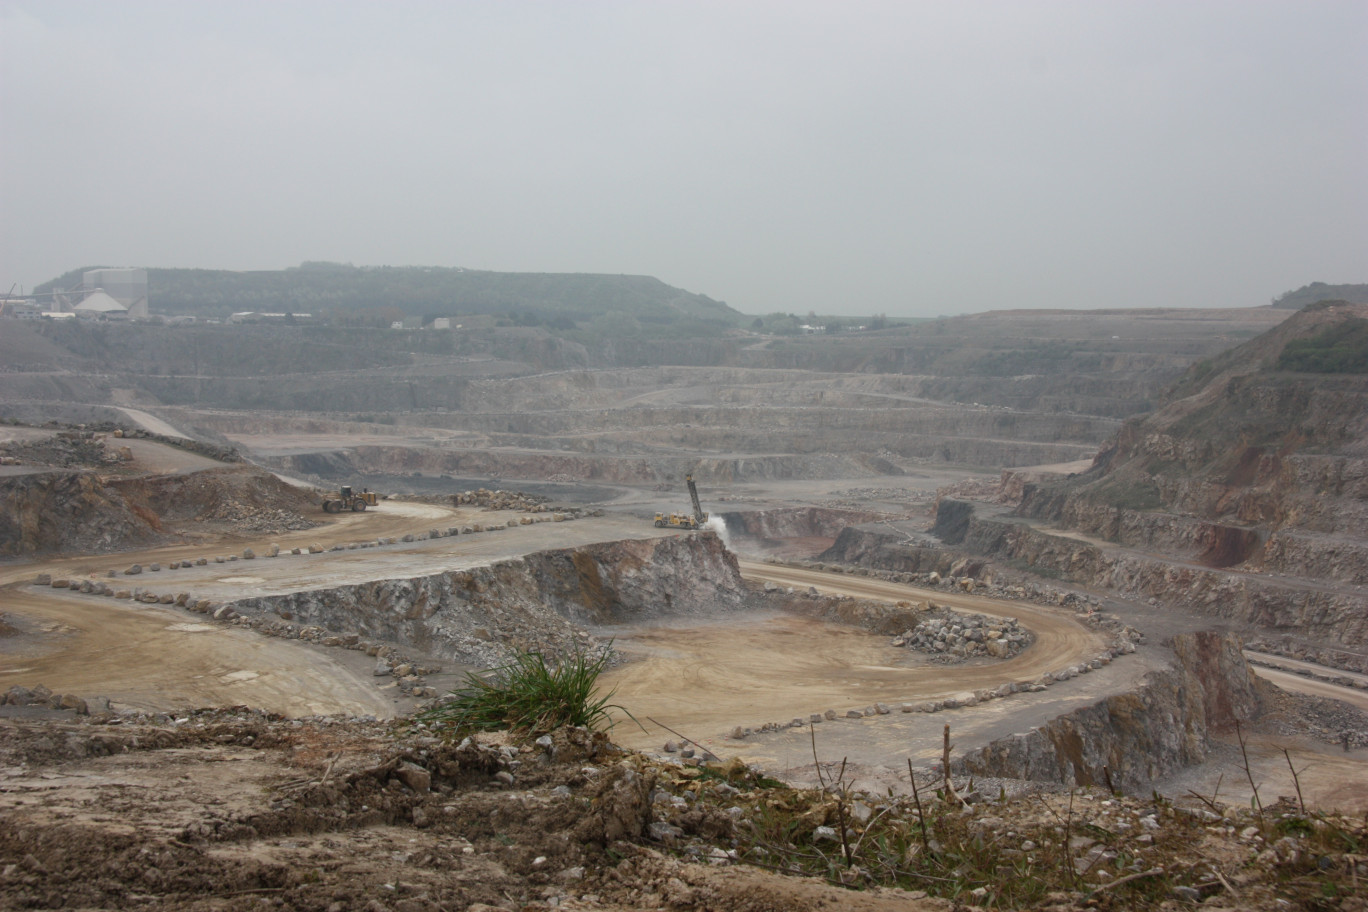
[5,302,1368,908]
[6,475,1364,811]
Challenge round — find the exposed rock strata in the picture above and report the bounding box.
[0,466,317,557]
[226,533,745,665]
[833,508,1368,670]
[958,631,1264,793]
[721,508,889,542]
[1009,303,1368,583]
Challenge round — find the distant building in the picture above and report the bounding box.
[431,317,451,330]
[83,268,148,318]
[1,298,41,319]
[74,290,130,320]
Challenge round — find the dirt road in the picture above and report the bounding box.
[30,505,671,602]
[598,561,1160,795]
[115,407,190,439]
[0,506,674,718]
[1252,666,1368,714]
[1,587,395,717]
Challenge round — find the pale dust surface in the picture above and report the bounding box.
[0,510,673,717]
[597,561,1159,796]
[0,588,395,718]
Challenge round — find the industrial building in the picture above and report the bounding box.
[82,268,149,319]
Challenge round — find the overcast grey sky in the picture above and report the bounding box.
[1,1,1364,317]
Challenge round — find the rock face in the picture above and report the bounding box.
[865,304,1368,665]
[0,465,317,556]
[228,533,745,665]
[819,526,962,576]
[958,631,1265,793]
[1015,302,1368,579]
[720,508,887,543]
[927,501,1368,664]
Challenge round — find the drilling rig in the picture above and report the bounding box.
[653,474,709,530]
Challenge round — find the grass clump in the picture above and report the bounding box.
[420,647,633,736]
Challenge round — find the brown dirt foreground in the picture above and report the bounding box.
[3,710,1366,912]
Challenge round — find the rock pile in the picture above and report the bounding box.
[0,431,109,469]
[3,684,111,717]
[451,488,551,512]
[894,611,1033,661]
[198,501,317,534]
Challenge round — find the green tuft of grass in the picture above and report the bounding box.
[419,647,634,736]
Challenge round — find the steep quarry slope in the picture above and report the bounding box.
[889,302,1368,667]
[227,534,745,666]
[1017,301,1368,574]
[960,631,1265,793]
[0,464,317,556]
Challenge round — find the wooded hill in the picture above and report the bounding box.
[36,262,744,336]
[1271,282,1368,309]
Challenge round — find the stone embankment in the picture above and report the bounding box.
[222,533,742,667]
[956,631,1264,794]
[2,684,111,718]
[0,423,239,469]
[829,505,1368,672]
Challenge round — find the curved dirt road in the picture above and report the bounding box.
[0,505,669,718]
[0,500,479,719]
[599,560,1125,782]
[741,561,1104,684]
[2,587,395,717]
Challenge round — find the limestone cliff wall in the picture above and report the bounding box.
[226,533,746,666]
[819,526,959,576]
[958,631,1263,793]
[881,500,1368,669]
[959,510,1368,656]
[721,508,888,542]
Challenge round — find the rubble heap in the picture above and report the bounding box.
[894,611,1033,661]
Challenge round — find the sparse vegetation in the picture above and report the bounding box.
[1276,316,1368,374]
[36,263,744,337]
[420,647,633,735]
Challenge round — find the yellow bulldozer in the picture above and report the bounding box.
[322,485,378,513]
[654,474,709,530]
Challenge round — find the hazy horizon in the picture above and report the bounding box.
[2,1,1364,317]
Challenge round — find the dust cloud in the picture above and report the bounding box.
[703,515,730,549]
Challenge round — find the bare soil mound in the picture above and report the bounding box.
[2,709,1363,911]
[0,465,319,556]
